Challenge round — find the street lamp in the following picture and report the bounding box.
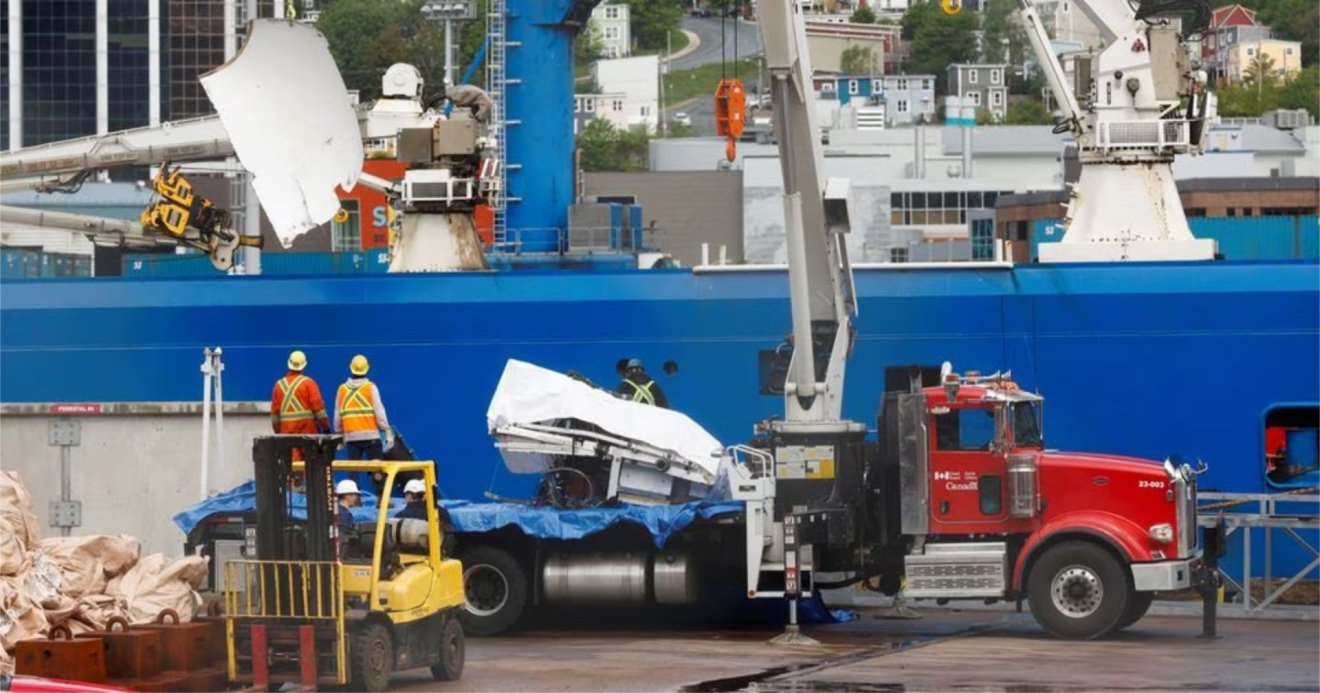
[421,0,477,87]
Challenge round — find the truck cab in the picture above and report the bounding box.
[892,370,1201,638]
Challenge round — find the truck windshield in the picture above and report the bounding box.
[1013,401,1043,448]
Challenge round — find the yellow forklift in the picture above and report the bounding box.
[222,435,466,691]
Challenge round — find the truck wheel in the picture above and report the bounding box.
[351,622,394,692]
[1115,591,1154,631]
[1027,541,1130,640]
[430,616,465,681]
[459,546,528,636]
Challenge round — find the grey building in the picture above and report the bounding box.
[946,64,1009,121]
[584,170,744,266]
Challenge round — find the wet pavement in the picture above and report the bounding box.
[392,608,1320,691]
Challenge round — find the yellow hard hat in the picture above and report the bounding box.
[287,350,307,372]
[941,0,962,15]
[350,354,370,376]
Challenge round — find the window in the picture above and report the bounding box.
[575,98,582,113]
[890,247,908,263]
[897,78,908,90]
[969,91,982,106]
[848,79,859,95]
[585,98,596,113]
[969,69,979,84]
[604,27,620,40]
[992,90,1003,107]
[872,79,882,92]
[612,100,623,112]
[1247,48,1256,56]
[935,407,997,451]
[641,105,650,116]
[1286,47,1295,55]
[991,69,1001,84]
[604,6,620,19]
[923,79,932,90]
[1264,405,1319,489]
[331,200,361,252]
[897,100,909,113]
[1012,402,1043,448]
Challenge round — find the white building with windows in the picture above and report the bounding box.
[573,92,631,134]
[946,64,1009,121]
[590,3,631,59]
[591,55,660,131]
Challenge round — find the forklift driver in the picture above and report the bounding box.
[335,479,362,544]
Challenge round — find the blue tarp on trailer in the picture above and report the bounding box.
[174,480,743,548]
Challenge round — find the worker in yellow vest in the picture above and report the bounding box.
[615,359,670,409]
[334,354,394,460]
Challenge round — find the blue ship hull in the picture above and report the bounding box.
[4,260,1317,503]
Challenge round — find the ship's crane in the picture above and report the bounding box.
[1017,0,1218,262]
[0,20,496,274]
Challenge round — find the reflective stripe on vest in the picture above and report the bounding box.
[624,379,655,405]
[338,382,377,432]
[277,375,313,421]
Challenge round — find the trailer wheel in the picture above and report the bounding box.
[1115,591,1154,631]
[1027,541,1129,640]
[459,546,528,636]
[430,615,465,681]
[351,622,394,692]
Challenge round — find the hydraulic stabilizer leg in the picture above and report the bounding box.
[770,515,820,646]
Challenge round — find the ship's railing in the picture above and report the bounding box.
[486,226,650,255]
[1094,119,1191,152]
[1198,491,1319,614]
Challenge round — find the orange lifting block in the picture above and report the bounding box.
[714,79,746,162]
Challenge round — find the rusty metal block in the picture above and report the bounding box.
[129,610,213,672]
[15,627,108,683]
[115,671,190,692]
[182,664,230,692]
[77,617,163,679]
[191,614,229,665]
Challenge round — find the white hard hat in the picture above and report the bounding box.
[335,479,361,496]
[403,479,426,495]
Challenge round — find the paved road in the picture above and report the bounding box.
[671,16,763,71]
[391,610,1320,691]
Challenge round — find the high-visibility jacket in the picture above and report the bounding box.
[270,372,329,434]
[622,379,657,405]
[335,378,389,441]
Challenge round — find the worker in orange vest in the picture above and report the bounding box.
[334,354,393,460]
[270,350,330,460]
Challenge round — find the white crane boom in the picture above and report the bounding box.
[758,0,857,424]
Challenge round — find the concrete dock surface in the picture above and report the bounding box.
[391,608,1320,692]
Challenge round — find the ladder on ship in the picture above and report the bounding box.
[486,0,511,249]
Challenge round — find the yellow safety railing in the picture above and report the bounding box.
[223,559,343,619]
[222,559,348,685]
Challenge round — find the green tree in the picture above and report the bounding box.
[577,119,651,172]
[980,0,1028,67]
[850,5,876,24]
[1243,52,1281,91]
[840,46,878,76]
[622,0,684,51]
[576,18,605,65]
[316,0,410,98]
[1278,65,1319,116]
[1003,99,1053,125]
[902,0,980,91]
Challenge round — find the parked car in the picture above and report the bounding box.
[672,112,693,127]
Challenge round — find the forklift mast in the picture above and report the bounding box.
[251,435,343,562]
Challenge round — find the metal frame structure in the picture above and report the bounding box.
[1198,492,1320,614]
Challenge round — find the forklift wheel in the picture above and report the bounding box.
[351,622,394,692]
[430,616,466,681]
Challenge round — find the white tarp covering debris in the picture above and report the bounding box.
[486,359,724,481]
[201,19,363,247]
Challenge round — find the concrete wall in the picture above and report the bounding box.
[0,403,270,556]
[805,34,887,74]
[584,170,744,265]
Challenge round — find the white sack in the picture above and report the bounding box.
[36,535,141,599]
[108,554,207,624]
